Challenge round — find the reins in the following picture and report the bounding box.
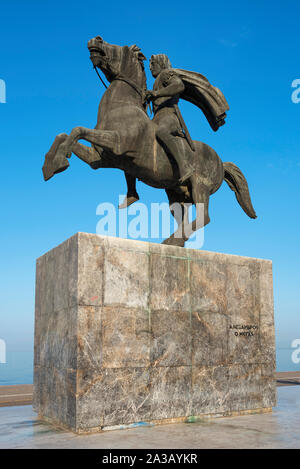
[93,65,108,89]
[93,65,151,113]
[114,75,144,100]
[93,66,146,101]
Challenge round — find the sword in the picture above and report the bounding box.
[174,104,195,152]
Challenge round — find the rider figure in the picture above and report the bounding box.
[119,53,195,209]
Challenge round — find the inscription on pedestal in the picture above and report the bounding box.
[230,324,259,337]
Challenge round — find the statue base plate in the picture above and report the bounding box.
[33,233,276,433]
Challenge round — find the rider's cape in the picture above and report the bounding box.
[173,68,229,132]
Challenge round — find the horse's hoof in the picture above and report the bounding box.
[52,150,70,175]
[162,237,185,247]
[42,162,54,181]
[53,160,70,175]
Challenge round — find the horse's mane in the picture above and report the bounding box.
[128,45,147,89]
[129,44,146,69]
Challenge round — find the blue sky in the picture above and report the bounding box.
[0,0,299,364]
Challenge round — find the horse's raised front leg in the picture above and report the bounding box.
[43,132,104,181]
[71,141,103,167]
[50,126,120,177]
[43,133,68,181]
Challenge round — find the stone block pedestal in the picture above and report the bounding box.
[33,233,276,433]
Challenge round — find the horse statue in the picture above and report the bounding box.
[42,36,257,247]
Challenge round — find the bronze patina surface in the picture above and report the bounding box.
[42,37,256,247]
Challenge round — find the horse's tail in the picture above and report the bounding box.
[223,162,257,219]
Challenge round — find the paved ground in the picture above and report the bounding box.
[0,386,299,449]
[1,372,299,408]
[276,371,300,386]
[0,385,33,407]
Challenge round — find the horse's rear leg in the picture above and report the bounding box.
[162,181,210,247]
[162,190,188,247]
[183,181,210,242]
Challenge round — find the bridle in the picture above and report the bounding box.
[114,75,144,101]
[93,65,147,107]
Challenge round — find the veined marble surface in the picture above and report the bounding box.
[33,233,277,432]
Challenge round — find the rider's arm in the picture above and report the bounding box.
[153,71,184,98]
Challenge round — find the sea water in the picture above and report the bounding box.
[0,351,33,385]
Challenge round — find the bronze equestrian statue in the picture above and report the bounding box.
[42,36,256,247]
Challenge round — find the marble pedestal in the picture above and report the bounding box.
[33,233,276,433]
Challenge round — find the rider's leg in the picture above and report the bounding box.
[119,172,140,209]
[156,125,194,184]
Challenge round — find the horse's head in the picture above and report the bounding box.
[88,36,146,84]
